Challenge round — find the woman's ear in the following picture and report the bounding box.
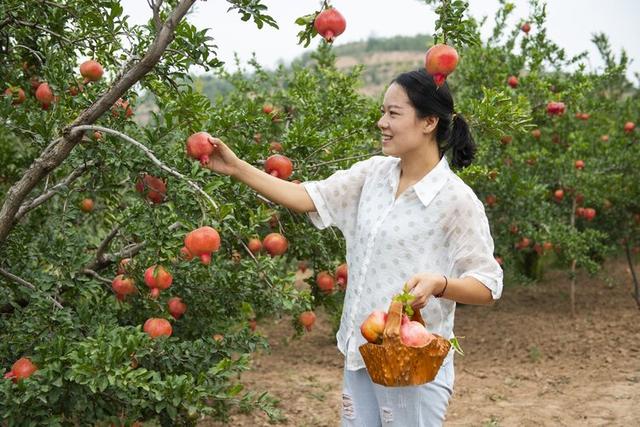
[423,116,439,134]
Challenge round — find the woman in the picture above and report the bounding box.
[203,68,503,426]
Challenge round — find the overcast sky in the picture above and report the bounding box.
[120,0,640,81]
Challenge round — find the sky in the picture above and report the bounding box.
[120,0,640,81]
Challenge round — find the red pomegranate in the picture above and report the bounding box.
[167,297,187,319]
[111,98,133,118]
[500,135,513,145]
[6,357,38,383]
[546,101,566,116]
[269,141,283,153]
[335,263,348,290]
[554,189,564,202]
[186,131,214,166]
[144,265,173,291]
[262,232,288,257]
[184,226,221,265]
[264,154,293,179]
[298,260,309,273]
[314,7,346,43]
[575,160,585,170]
[247,238,262,254]
[316,271,335,294]
[521,22,531,34]
[507,75,519,88]
[262,104,274,115]
[299,311,317,332]
[68,82,84,96]
[143,318,173,338]
[111,275,136,298]
[35,82,54,105]
[135,173,167,204]
[424,44,459,87]
[531,129,541,139]
[624,121,636,133]
[4,87,26,105]
[80,59,104,82]
[80,198,94,213]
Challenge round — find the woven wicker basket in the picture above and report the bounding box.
[359,300,451,387]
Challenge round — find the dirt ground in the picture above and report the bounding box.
[205,258,640,426]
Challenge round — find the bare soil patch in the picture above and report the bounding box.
[205,258,640,426]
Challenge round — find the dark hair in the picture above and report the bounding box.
[392,69,476,168]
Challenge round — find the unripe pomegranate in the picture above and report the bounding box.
[262,232,288,256]
[521,22,531,34]
[316,271,335,294]
[112,275,136,298]
[335,263,348,290]
[299,311,316,332]
[143,318,172,338]
[167,297,187,319]
[546,101,566,116]
[269,141,283,152]
[575,160,585,170]
[80,198,94,213]
[184,226,221,265]
[144,265,173,291]
[424,43,459,87]
[4,87,26,105]
[35,82,54,105]
[111,98,133,118]
[624,121,636,133]
[264,154,293,179]
[80,59,104,82]
[360,310,388,344]
[507,75,519,88]
[400,321,435,348]
[135,174,167,204]
[6,357,38,383]
[531,129,541,139]
[186,131,214,166]
[117,258,131,275]
[247,238,262,254]
[314,7,346,42]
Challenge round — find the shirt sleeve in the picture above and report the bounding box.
[448,190,503,300]
[301,156,380,236]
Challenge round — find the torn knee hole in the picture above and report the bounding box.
[342,393,356,420]
[381,406,393,423]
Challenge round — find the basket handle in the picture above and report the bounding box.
[382,300,427,342]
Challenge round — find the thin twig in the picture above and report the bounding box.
[82,269,112,285]
[0,268,63,309]
[13,44,45,67]
[12,19,73,44]
[15,161,96,222]
[71,125,219,211]
[306,153,373,170]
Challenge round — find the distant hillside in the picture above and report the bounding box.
[135,34,431,122]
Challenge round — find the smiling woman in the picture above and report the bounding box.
[200,67,502,426]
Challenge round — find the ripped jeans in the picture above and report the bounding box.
[341,357,454,426]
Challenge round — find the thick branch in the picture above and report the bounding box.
[0,268,63,309]
[0,0,197,247]
[14,161,96,222]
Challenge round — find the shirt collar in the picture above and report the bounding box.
[389,155,451,207]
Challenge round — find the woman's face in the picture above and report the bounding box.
[378,83,428,157]
[377,83,435,157]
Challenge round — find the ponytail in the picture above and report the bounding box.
[443,113,476,169]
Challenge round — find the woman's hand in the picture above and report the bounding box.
[203,137,241,176]
[404,273,447,310]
